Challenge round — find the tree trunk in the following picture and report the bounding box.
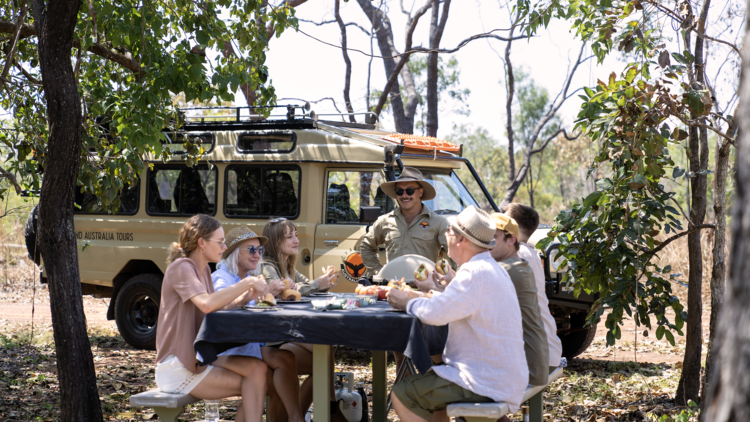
[425,0,450,137]
[356,0,411,133]
[702,9,750,418]
[675,0,711,405]
[334,0,356,122]
[31,0,103,420]
[504,22,517,183]
[702,106,737,403]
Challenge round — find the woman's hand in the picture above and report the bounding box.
[316,267,338,290]
[267,279,286,297]
[243,276,268,299]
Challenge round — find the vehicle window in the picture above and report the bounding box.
[146,165,217,215]
[74,183,139,214]
[225,165,300,218]
[418,167,494,215]
[237,131,296,153]
[325,170,394,224]
[162,133,214,154]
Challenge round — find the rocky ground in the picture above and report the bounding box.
[0,257,704,421]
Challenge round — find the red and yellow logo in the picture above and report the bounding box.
[343,252,366,280]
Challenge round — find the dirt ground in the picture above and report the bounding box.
[0,259,705,421]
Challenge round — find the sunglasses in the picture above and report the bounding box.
[269,217,288,224]
[395,187,422,196]
[242,246,264,255]
[204,238,226,246]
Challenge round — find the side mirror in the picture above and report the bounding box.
[359,206,382,224]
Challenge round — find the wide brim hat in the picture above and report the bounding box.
[447,206,497,249]
[491,213,520,238]
[222,226,268,260]
[380,167,437,201]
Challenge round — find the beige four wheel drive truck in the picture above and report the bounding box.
[24,104,597,355]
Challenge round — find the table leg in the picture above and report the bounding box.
[312,344,331,422]
[371,350,387,422]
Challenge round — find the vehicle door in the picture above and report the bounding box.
[314,168,395,292]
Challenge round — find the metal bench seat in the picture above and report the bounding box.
[129,389,200,422]
[446,366,564,422]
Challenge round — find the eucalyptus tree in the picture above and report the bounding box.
[0,0,296,419]
[520,0,742,404]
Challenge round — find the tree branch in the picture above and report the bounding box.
[0,20,143,77]
[13,61,41,84]
[530,128,579,154]
[645,224,715,256]
[0,166,22,194]
[298,18,372,36]
[0,0,29,90]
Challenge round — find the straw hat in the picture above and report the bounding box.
[491,213,520,238]
[380,167,436,201]
[222,226,268,260]
[447,206,497,249]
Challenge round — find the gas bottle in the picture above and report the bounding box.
[334,372,363,422]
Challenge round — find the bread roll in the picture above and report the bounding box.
[262,293,277,306]
[435,259,450,275]
[414,263,428,281]
[281,289,301,301]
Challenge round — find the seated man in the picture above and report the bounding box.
[387,206,528,422]
[503,203,563,368]
[490,213,549,386]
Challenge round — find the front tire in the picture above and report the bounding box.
[115,274,162,350]
[560,324,597,359]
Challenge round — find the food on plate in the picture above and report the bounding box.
[260,293,277,306]
[435,258,450,275]
[377,287,387,300]
[280,289,301,301]
[387,277,407,290]
[414,263,428,281]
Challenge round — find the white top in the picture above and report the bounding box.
[210,265,263,359]
[518,242,563,367]
[406,251,528,412]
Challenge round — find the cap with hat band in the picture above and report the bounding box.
[379,167,437,201]
[447,206,497,249]
[490,213,520,238]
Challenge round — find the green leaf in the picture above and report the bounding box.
[656,325,665,339]
[595,178,614,190]
[625,67,638,83]
[583,191,603,208]
[672,167,685,178]
[664,330,675,345]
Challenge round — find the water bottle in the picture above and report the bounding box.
[204,399,220,422]
[357,382,369,422]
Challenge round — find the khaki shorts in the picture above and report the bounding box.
[391,371,493,420]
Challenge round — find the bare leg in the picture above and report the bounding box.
[191,356,267,422]
[390,392,429,422]
[282,343,336,413]
[262,347,305,422]
[429,409,450,422]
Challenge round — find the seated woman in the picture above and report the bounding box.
[212,226,305,422]
[261,218,340,419]
[155,214,268,422]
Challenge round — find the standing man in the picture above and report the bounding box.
[489,213,549,387]
[387,207,528,422]
[360,167,449,275]
[504,203,563,368]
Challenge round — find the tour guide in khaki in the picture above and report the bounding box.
[360,167,449,274]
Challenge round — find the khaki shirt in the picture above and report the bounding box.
[261,260,324,297]
[360,205,449,274]
[499,257,549,386]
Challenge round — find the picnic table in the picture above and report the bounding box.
[194,300,448,422]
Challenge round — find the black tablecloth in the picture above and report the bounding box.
[194,301,448,374]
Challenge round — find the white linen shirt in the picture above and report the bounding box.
[406,251,528,412]
[518,242,563,367]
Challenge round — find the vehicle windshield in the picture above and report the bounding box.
[418,163,496,215]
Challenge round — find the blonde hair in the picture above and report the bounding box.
[262,219,297,278]
[166,214,222,266]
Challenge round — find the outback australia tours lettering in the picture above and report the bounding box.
[76,231,134,241]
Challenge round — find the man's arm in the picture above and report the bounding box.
[406,272,480,326]
[360,218,385,274]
